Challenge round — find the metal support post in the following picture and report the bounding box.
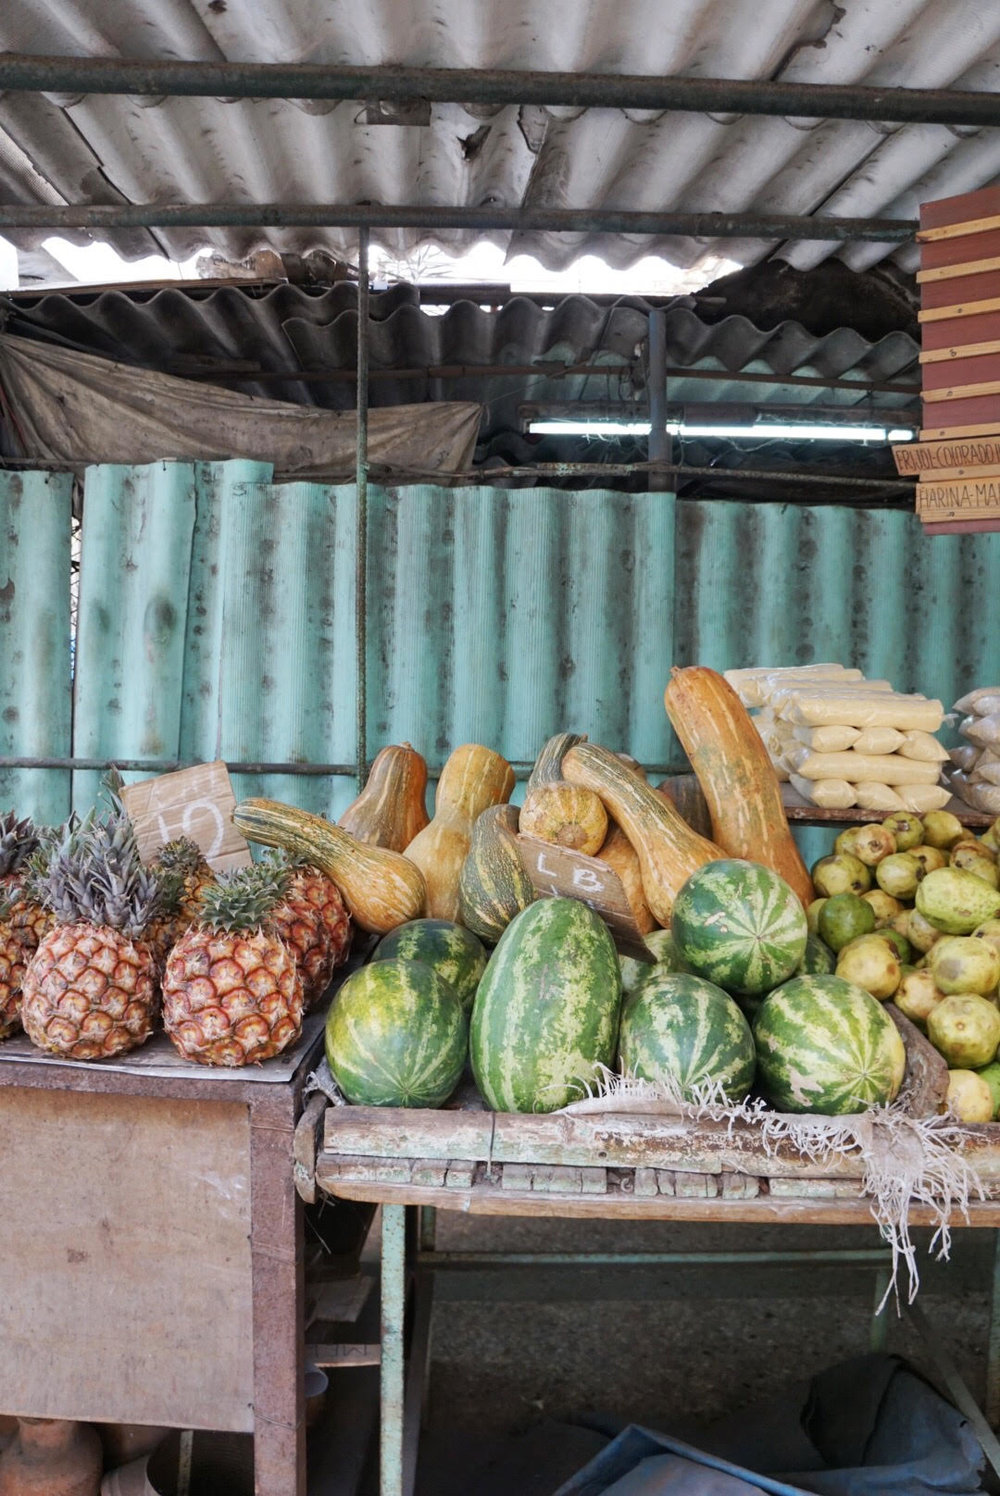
[869,1267,891,1353]
[380,1205,407,1496]
[419,1206,438,1253]
[646,307,670,492]
[355,227,370,793]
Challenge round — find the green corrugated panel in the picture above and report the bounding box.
[366,486,676,776]
[0,469,73,824]
[73,460,200,810]
[182,467,358,816]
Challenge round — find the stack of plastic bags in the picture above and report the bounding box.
[724,663,950,813]
[947,686,1000,815]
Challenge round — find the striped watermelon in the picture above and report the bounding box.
[470,897,621,1113]
[325,958,467,1107]
[619,928,684,997]
[374,918,487,1010]
[619,972,755,1101]
[753,974,906,1115]
[672,859,808,996]
[798,933,837,976]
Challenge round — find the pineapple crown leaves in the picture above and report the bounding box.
[150,863,186,919]
[0,811,40,879]
[152,836,212,877]
[196,858,293,934]
[33,807,163,939]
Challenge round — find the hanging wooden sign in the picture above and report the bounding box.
[121,760,253,872]
[516,833,654,962]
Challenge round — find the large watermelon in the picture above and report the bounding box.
[374,918,487,1010]
[619,972,755,1101]
[753,974,906,1115]
[672,859,808,996]
[470,897,621,1113]
[325,958,467,1107]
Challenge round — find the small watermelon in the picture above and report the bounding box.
[374,918,487,1010]
[672,859,808,996]
[619,972,755,1101]
[798,933,836,976]
[325,958,467,1107]
[470,897,621,1113]
[753,974,906,1115]
[619,928,684,996]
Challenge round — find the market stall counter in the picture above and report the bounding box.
[299,1051,1000,1496]
[0,1014,327,1496]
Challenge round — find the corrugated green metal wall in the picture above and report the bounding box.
[3,463,999,846]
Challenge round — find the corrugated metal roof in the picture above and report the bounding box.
[2,0,1000,275]
[1,283,920,447]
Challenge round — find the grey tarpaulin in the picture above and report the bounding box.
[554,1355,984,1496]
[0,333,482,478]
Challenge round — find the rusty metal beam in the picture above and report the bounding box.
[0,202,915,241]
[0,53,998,129]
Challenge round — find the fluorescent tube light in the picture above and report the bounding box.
[527,419,916,442]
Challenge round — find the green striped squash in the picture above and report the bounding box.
[325,958,467,1107]
[753,974,906,1115]
[619,972,755,1101]
[458,804,535,943]
[374,918,487,1010]
[470,897,621,1112]
[672,858,808,996]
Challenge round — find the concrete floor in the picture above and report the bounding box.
[406,1212,997,1494]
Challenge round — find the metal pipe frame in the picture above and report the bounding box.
[1,53,999,130]
[0,202,913,240]
[416,1249,894,1267]
[355,227,370,792]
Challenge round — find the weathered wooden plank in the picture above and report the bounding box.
[674,1172,719,1199]
[656,1170,676,1196]
[769,1178,865,1200]
[633,1168,659,1197]
[307,1277,372,1328]
[529,1165,583,1194]
[324,1107,494,1160]
[580,1167,608,1195]
[888,1004,949,1117]
[721,1172,760,1201]
[305,1343,381,1368]
[319,1157,418,1185]
[293,1092,327,1204]
[318,1175,1000,1227]
[444,1161,476,1190]
[410,1159,449,1188]
[501,1164,534,1192]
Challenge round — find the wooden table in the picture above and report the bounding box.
[302,1095,1000,1496]
[0,1015,327,1496]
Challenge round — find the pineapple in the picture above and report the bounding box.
[22,810,161,1060]
[150,837,216,924]
[143,865,188,978]
[162,860,303,1066]
[0,813,54,1037]
[287,864,351,975]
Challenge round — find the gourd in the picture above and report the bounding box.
[233,798,425,935]
[459,804,536,942]
[404,744,515,921]
[519,733,608,856]
[562,741,726,926]
[663,666,813,908]
[596,822,656,934]
[337,743,429,851]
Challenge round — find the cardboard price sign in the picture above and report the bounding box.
[516,834,655,962]
[120,760,253,873]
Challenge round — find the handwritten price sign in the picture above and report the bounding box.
[516,834,654,962]
[121,760,253,873]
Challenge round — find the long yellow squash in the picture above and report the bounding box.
[562,742,726,925]
[663,665,814,908]
[233,798,426,935]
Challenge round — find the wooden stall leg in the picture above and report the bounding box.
[251,1108,306,1496]
[380,1204,408,1496]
